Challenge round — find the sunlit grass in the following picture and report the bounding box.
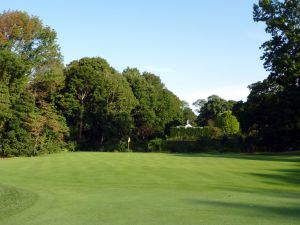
[0,152,299,225]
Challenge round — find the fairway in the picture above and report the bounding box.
[0,152,299,225]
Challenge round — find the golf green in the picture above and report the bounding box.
[0,152,299,225]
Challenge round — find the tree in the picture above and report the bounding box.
[253,0,300,88]
[123,68,157,139]
[232,100,248,132]
[0,10,62,69]
[0,50,29,156]
[60,58,137,147]
[0,11,68,156]
[241,0,300,150]
[216,111,240,135]
[140,72,182,137]
[30,63,65,104]
[194,95,236,126]
[160,89,183,135]
[1,91,36,156]
[181,100,197,126]
[123,68,183,139]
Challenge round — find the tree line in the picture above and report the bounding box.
[189,0,299,152]
[0,0,299,156]
[237,0,299,151]
[0,10,192,156]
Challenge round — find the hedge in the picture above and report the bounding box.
[169,126,223,140]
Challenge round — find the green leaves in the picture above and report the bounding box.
[194,95,236,127]
[61,57,137,145]
[123,68,183,139]
[0,11,68,157]
[253,0,300,88]
[0,11,62,68]
[216,111,240,136]
[237,0,300,150]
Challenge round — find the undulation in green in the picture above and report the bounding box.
[0,152,299,225]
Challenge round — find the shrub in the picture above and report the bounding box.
[118,138,130,152]
[169,127,211,140]
[169,126,224,141]
[65,141,76,152]
[130,141,148,152]
[216,111,240,135]
[209,127,223,139]
[39,141,62,154]
[147,138,165,152]
[167,140,202,153]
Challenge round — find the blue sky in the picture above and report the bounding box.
[1,0,269,105]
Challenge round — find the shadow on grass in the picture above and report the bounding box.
[249,167,300,186]
[0,183,38,220]
[222,184,300,198]
[170,152,300,163]
[184,198,300,219]
[171,152,300,188]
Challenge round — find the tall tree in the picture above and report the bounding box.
[0,10,62,69]
[253,0,300,88]
[143,72,183,133]
[194,95,236,126]
[123,68,184,139]
[243,0,300,149]
[60,58,137,146]
[123,68,157,139]
[0,11,68,156]
[1,91,36,156]
[0,50,29,156]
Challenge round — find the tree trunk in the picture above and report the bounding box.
[78,92,86,141]
[79,119,83,141]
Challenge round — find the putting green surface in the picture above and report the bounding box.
[0,152,299,225]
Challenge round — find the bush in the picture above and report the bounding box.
[129,141,148,152]
[166,133,245,153]
[118,138,130,152]
[169,126,224,141]
[216,111,240,135]
[39,141,63,154]
[65,141,76,152]
[147,138,165,152]
[169,127,211,140]
[209,127,223,139]
[1,129,36,157]
[167,140,202,153]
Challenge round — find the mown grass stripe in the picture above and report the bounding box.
[0,152,299,225]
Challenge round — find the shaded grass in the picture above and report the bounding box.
[0,152,299,225]
[0,184,38,220]
[171,151,300,163]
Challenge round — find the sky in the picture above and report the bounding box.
[1,0,269,106]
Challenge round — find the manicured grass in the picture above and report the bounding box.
[0,152,299,225]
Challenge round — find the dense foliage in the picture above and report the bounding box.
[0,11,68,157]
[0,0,299,156]
[0,10,186,155]
[234,0,300,151]
[170,127,216,140]
[58,58,137,148]
[216,111,240,136]
[191,0,300,151]
[193,95,236,127]
[122,68,184,140]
